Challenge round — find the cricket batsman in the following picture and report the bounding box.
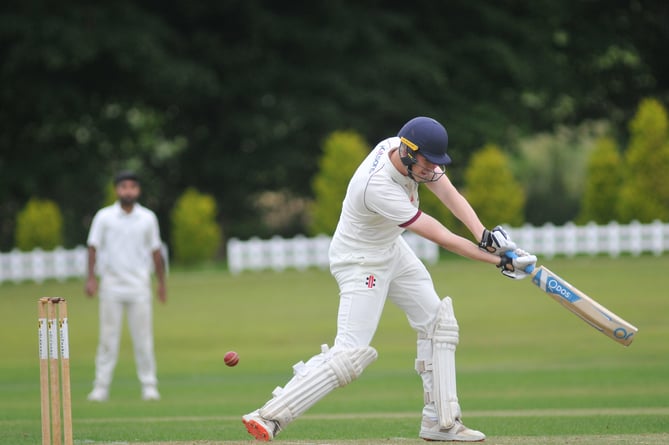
[243,116,536,441]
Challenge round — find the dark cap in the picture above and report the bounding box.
[398,116,451,165]
[113,170,140,185]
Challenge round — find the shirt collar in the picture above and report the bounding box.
[387,147,413,187]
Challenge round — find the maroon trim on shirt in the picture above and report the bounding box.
[399,210,422,228]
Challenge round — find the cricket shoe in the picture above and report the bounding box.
[86,386,109,402]
[242,410,281,441]
[419,416,486,442]
[141,385,161,401]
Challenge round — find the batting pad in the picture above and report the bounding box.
[259,345,378,428]
[432,297,461,428]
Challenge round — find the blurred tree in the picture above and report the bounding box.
[514,121,609,225]
[463,144,525,228]
[577,137,623,224]
[0,2,214,249]
[1,1,668,249]
[309,131,369,235]
[617,98,669,223]
[252,190,310,238]
[15,198,63,251]
[170,188,222,264]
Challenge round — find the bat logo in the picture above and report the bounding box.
[613,327,634,340]
[534,269,581,303]
[365,275,376,288]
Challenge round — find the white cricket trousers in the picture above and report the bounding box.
[329,235,442,349]
[93,297,158,389]
[329,236,449,420]
[257,236,449,427]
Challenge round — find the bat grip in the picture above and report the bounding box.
[504,250,535,273]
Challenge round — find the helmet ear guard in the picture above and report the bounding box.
[399,137,419,167]
[398,137,446,183]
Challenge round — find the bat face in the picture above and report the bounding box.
[533,269,582,304]
[530,266,638,346]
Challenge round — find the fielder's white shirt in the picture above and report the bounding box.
[87,202,162,299]
[330,136,420,256]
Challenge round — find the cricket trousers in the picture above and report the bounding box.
[93,296,158,389]
[329,235,458,420]
[329,235,442,348]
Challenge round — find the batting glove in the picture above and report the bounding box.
[497,248,536,280]
[479,225,517,255]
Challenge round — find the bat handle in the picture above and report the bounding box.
[504,250,535,273]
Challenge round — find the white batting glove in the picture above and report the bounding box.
[479,225,517,255]
[497,248,536,280]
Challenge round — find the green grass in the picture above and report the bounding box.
[1,254,668,444]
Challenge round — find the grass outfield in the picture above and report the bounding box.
[1,254,668,444]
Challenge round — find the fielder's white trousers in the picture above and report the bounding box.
[93,297,158,389]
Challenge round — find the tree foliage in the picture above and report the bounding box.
[578,137,623,224]
[170,188,222,264]
[15,198,63,251]
[617,98,669,222]
[309,131,369,235]
[514,121,609,225]
[1,2,668,248]
[463,144,525,228]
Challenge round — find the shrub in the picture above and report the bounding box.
[170,188,222,264]
[309,131,369,235]
[464,144,525,228]
[577,136,623,224]
[616,98,669,223]
[514,121,609,224]
[15,198,64,251]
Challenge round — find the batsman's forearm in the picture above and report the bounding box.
[407,213,499,265]
[426,177,486,240]
[448,198,486,242]
[437,187,486,240]
[440,235,500,265]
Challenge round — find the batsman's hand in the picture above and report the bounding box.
[479,225,516,255]
[497,248,536,279]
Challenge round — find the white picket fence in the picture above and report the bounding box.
[505,220,669,258]
[0,244,170,285]
[227,220,669,274]
[0,246,88,284]
[1,221,668,282]
[226,232,439,274]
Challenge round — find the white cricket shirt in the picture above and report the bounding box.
[330,136,420,256]
[87,202,162,298]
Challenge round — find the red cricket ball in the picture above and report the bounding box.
[224,351,239,367]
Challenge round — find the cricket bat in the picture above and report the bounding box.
[508,253,638,346]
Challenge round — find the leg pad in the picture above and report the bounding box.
[260,345,377,428]
[432,297,461,428]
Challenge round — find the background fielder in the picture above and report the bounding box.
[242,117,536,442]
[85,171,167,402]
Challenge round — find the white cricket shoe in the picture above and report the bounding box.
[419,416,486,442]
[242,410,281,441]
[87,386,109,402]
[141,385,161,401]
